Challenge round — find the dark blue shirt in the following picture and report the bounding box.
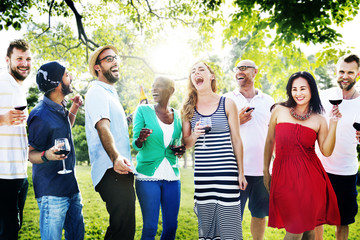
[27,96,79,198]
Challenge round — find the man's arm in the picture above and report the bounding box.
[28,145,66,164]
[95,118,132,174]
[68,95,83,127]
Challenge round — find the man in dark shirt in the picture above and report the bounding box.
[27,61,84,240]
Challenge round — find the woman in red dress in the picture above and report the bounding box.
[263,71,341,240]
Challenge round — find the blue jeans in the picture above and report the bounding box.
[136,180,181,240]
[37,193,84,240]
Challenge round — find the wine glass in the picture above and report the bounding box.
[329,88,343,106]
[55,138,72,174]
[12,94,28,160]
[199,117,212,148]
[169,137,184,168]
[12,93,27,125]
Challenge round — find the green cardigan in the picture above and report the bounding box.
[132,104,182,176]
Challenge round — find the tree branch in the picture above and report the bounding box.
[129,0,143,31]
[62,42,82,58]
[143,0,193,25]
[64,0,98,51]
[121,55,154,73]
[36,0,54,38]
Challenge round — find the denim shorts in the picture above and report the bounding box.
[36,193,84,240]
[240,176,269,219]
[327,173,358,225]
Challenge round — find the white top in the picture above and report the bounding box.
[136,115,180,181]
[0,71,28,179]
[318,87,360,175]
[224,88,274,176]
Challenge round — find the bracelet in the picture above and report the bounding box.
[41,151,49,163]
[69,111,76,116]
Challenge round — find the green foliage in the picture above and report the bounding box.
[0,0,33,30]
[209,0,360,45]
[72,125,89,165]
[26,84,41,110]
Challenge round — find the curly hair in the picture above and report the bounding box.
[181,62,217,122]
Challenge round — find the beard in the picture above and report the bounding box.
[9,61,30,81]
[102,66,119,83]
[61,81,73,96]
[337,78,356,91]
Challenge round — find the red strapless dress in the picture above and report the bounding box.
[269,123,340,234]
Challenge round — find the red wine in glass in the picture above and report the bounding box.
[203,126,212,134]
[170,145,184,154]
[55,150,70,156]
[329,99,342,105]
[55,138,72,174]
[353,122,360,131]
[14,106,26,110]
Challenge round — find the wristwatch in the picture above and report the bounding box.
[41,151,49,163]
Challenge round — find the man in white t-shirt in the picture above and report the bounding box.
[224,59,274,240]
[316,54,360,240]
[0,39,32,239]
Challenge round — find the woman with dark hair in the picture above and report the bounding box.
[182,62,247,240]
[263,71,341,239]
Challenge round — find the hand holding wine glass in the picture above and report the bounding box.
[353,122,360,144]
[199,117,212,148]
[11,95,27,125]
[329,104,342,121]
[169,138,186,157]
[54,138,72,174]
[169,137,185,168]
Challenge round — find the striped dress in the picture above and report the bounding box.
[191,96,242,240]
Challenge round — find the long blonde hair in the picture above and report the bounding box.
[181,62,217,122]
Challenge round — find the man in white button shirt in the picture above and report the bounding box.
[224,59,274,240]
[0,39,32,239]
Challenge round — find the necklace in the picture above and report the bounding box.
[290,107,312,121]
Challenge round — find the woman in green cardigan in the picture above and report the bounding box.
[132,76,185,240]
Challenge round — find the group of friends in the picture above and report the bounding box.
[0,39,359,240]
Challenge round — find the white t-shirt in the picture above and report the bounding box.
[224,89,274,176]
[0,71,28,179]
[136,115,180,181]
[318,87,360,175]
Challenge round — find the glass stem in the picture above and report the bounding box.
[62,159,66,170]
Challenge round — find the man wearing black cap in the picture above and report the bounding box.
[0,39,31,239]
[85,45,135,240]
[27,61,85,240]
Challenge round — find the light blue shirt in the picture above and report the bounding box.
[85,81,132,187]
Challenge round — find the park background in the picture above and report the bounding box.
[1,0,360,239]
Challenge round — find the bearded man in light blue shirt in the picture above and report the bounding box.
[85,45,135,240]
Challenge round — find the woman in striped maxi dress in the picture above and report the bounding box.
[181,62,248,240]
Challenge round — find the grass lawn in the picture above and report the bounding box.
[18,165,360,239]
